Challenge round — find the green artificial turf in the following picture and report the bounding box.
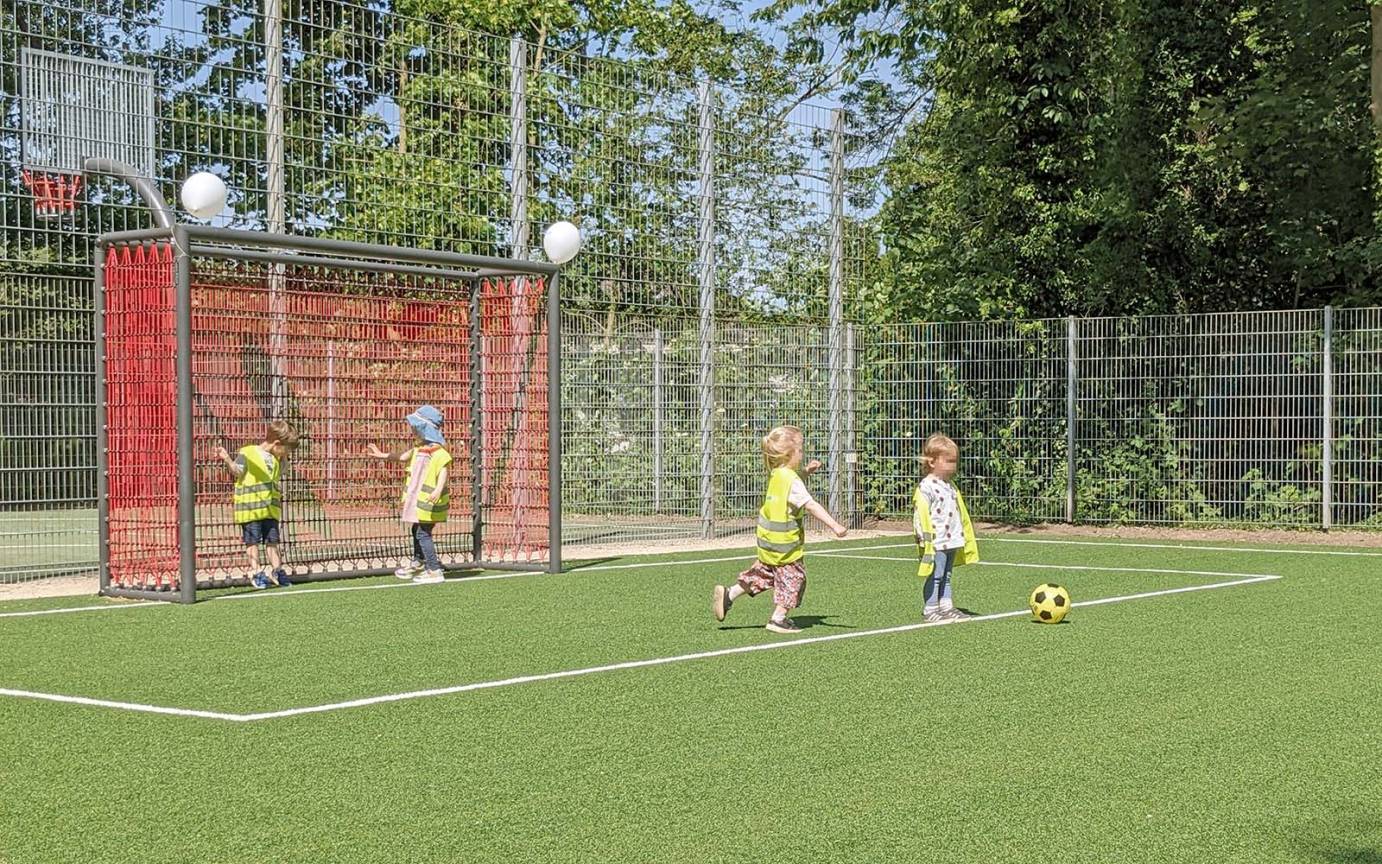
[1,534,1379,863]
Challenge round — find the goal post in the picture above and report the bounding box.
[96,226,562,603]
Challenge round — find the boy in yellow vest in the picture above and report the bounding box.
[215,419,300,589]
[369,405,452,584]
[914,433,980,623]
[711,425,847,634]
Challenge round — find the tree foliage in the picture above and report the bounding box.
[767,0,1381,320]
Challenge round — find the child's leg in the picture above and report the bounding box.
[412,524,425,562]
[770,560,806,623]
[415,523,443,572]
[922,549,950,613]
[937,553,955,610]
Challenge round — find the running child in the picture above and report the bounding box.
[711,425,847,634]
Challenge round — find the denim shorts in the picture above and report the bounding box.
[241,518,280,546]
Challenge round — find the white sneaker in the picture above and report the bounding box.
[394,561,423,580]
[412,569,445,584]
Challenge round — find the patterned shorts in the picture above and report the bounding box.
[736,559,807,610]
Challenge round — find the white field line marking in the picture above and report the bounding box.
[814,552,1283,580]
[0,688,243,722]
[0,601,162,620]
[0,573,1281,722]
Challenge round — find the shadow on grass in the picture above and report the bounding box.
[1310,852,1382,864]
[1293,814,1382,863]
[560,557,623,572]
[717,614,854,632]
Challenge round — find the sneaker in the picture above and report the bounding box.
[940,607,970,621]
[923,610,949,625]
[394,561,424,580]
[412,569,445,584]
[273,569,292,588]
[250,573,269,590]
[712,585,734,622]
[765,617,801,634]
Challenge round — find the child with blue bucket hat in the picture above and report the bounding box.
[368,405,452,583]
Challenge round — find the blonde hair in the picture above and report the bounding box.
[266,419,300,450]
[761,425,804,472]
[921,433,958,473]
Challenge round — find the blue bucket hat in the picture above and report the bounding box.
[406,405,445,445]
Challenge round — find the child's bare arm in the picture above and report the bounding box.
[214,446,246,478]
[805,500,847,539]
[802,459,823,476]
[367,444,410,463]
[425,467,449,502]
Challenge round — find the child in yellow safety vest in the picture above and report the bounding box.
[369,405,452,584]
[215,419,300,589]
[711,425,847,634]
[914,433,980,623]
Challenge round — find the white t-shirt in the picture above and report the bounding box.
[917,475,965,551]
[788,478,815,511]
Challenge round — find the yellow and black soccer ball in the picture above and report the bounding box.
[1029,583,1071,624]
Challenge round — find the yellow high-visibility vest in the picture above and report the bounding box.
[233,445,281,524]
[756,466,805,566]
[405,446,453,524]
[913,482,979,578]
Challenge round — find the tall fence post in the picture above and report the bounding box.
[1066,315,1077,523]
[1322,305,1333,531]
[827,108,846,519]
[508,37,529,259]
[844,322,857,527]
[653,326,664,514]
[95,244,110,595]
[697,80,716,540]
[265,0,287,417]
[173,228,197,603]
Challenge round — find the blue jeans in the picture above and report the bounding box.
[923,547,957,607]
[411,523,441,571]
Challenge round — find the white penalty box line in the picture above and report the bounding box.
[0,571,1282,723]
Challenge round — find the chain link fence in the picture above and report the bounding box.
[4,1,1382,583]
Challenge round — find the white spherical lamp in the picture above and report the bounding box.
[542,220,582,265]
[180,172,228,220]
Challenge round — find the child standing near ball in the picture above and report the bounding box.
[215,419,300,589]
[368,405,452,584]
[711,425,848,634]
[914,433,980,623]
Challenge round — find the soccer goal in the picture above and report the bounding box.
[96,227,561,602]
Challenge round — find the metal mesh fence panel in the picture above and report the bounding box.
[1074,311,1324,525]
[855,320,1068,524]
[713,321,834,536]
[1333,307,1382,528]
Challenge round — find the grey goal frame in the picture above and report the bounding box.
[96,226,563,603]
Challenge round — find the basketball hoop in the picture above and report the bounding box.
[21,169,83,220]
